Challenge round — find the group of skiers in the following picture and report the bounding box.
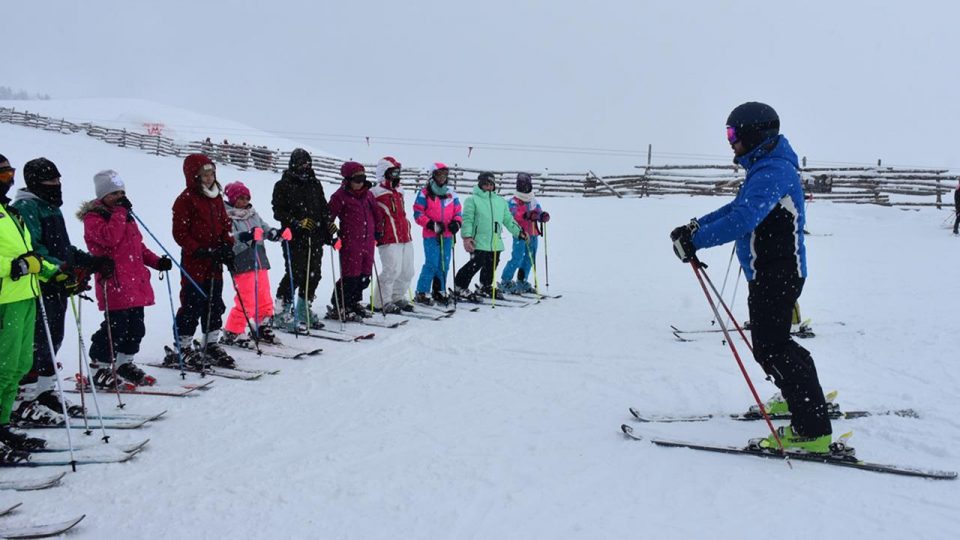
[0,149,551,462]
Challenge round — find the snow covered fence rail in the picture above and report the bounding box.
[2,106,955,206]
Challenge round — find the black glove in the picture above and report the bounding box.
[10,252,42,281]
[92,205,112,219]
[670,219,699,263]
[157,256,173,272]
[266,228,282,241]
[448,221,460,235]
[237,231,254,243]
[539,212,551,223]
[212,244,235,267]
[427,220,445,234]
[89,256,115,279]
[116,196,132,211]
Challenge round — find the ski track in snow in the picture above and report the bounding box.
[1,106,959,539]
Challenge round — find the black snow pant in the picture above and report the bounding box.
[277,237,323,303]
[175,279,225,339]
[454,250,501,290]
[89,307,146,364]
[331,275,371,310]
[748,267,832,437]
[23,291,67,381]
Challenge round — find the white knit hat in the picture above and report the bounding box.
[94,169,125,199]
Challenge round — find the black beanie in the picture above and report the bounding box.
[23,157,61,188]
[0,154,11,172]
[289,148,311,169]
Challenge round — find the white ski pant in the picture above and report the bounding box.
[373,242,415,307]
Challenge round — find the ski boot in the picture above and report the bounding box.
[747,391,840,418]
[378,302,402,315]
[201,341,237,369]
[295,297,325,330]
[222,330,255,349]
[395,299,416,312]
[514,280,535,294]
[10,399,63,428]
[498,280,518,294]
[350,303,373,319]
[453,286,479,302]
[256,325,282,345]
[116,362,157,387]
[0,425,46,451]
[163,343,206,370]
[36,390,85,418]
[0,442,30,465]
[748,425,835,455]
[432,290,451,306]
[413,292,434,306]
[477,284,505,300]
[326,305,364,323]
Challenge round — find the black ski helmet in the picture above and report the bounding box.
[726,102,780,153]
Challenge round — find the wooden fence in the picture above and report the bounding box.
[2,106,956,207]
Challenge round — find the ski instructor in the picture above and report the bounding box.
[669,102,834,453]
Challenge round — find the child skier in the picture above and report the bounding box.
[11,157,114,424]
[499,172,550,294]
[272,148,336,330]
[370,157,415,313]
[0,153,61,458]
[165,154,237,369]
[222,181,289,347]
[454,172,526,299]
[325,161,382,322]
[412,163,462,306]
[80,170,171,388]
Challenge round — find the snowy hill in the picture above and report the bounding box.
[1,101,958,539]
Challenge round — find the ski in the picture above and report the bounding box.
[0,472,66,492]
[620,424,956,480]
[70,410,167,423]
[8,447,143,467]
[628,406,920,423]
[219,340,322,361]
[351,317,408,329]
[275,326,375,342]
[0,514,85,539]
[0,502,22,517]
[16,417,148,430]
[671,324,816,340]
[32,439,149,454]
[395,310,452,321]
[510,292,563,300]
[66,375,215,397]
[147,360,263,381]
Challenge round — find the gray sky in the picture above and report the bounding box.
[5,1,959,173]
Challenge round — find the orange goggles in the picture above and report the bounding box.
[0,169,15,182]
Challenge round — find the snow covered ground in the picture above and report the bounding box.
[1,104,959,539]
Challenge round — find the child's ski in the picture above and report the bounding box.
[67,375,215,397]
[0,514,86,539]
[0,472,66,491]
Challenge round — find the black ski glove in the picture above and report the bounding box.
[448,221,460,235]
[89,256,116,279]
[157,256,173,272]
[670,219,699,263]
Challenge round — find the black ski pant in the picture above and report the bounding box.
[953,210,960,234]
[748,267,832,437]
[331,275,371,310]
[454,250,501,290]
[23,291,67,381]
[175,279,225,339]
[277,237,323,303]
[89,307,146,364]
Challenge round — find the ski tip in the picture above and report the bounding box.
[628,408,648,422]
[620,424,635,437]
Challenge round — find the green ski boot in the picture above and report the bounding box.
[749,425,833,454]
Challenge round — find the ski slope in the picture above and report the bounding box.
[0,102,958,539]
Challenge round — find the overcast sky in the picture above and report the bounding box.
[5,1,959,173]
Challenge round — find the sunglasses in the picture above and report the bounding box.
[350,174,368,183]
[0,169,14,182]
[726,126,738,144]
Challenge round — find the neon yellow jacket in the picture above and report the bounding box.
[0,200,58,305]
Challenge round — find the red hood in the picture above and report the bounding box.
[183,154,214,189]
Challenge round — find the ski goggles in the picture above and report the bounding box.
[726,126,739,144]
[349,174,368,183]
[385,168,401,180]
[0,169,14,182]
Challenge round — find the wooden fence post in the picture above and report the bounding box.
[936,178,942,210]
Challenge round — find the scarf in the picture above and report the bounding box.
[514,191,535,203]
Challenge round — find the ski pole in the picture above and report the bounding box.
[227,269,262,355]
[100,281,126,408]
[162,271,186,378]
[542,222,549,288]
[304,236,313,331]
[688,260,784,455]
[524,236,541,301]
[282,239,299,338]
[329,243,346,330]
[697,264,752,353]
[74,299,89,431]
[450,235,458,310]
[67,295,110,442]
[491,249,499,309]
[36,294,78,471]
[252,232,261,341]
[372,258,386,318]
[128,210,206,298]
[714,243,737,325]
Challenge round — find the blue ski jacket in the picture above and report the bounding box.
[691,135,807,281]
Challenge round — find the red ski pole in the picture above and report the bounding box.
[688,259,785,454]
